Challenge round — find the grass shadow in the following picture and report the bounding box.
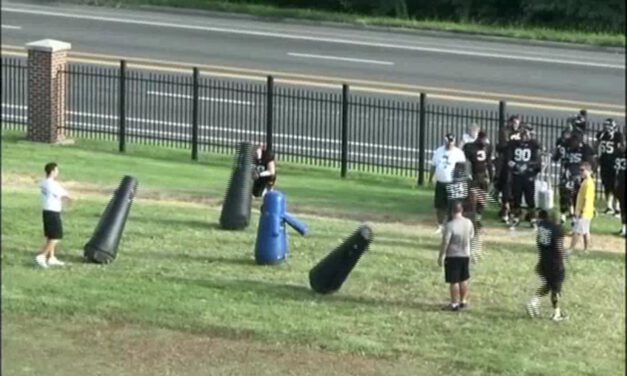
[165,276,443,312]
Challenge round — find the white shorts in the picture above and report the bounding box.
[573,218,591,235]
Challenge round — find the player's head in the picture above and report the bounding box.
[451,201,463,217]
[508,115,521,130]
[572,116,586,133]
[520,127,531,141]
[255,143,267,158]
[580,162,592,178]
[579,109,587,118]
[569,131,583,148]
[476,130,488,146]
[444,133,456,148]
[44,162,58,178]
[538,209,549,221]
[468,123,480,137]
[603,118,617,133]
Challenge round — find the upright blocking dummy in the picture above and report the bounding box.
[254,190,307,265]
[309,224,373,294]
[84,176,138,264]
[220,142,254,230]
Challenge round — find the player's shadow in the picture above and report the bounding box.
[165,276,443,312]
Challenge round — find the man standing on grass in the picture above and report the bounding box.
[429,133,466,235]
[527,209,567,322]
[569,162,595,253]
[437,202,474,311]
[36,162,72,268]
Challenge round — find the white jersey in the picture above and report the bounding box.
[432,146,466,183]
[40,178,68,212]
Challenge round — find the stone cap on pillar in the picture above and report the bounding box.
[26,39,72,53]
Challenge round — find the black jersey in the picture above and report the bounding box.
[552,137,570,165]
[506,139,542,176]
[536,219,565,272]
[615,152,626,186]
[446,178,469,202]
[561,143,595,185]
[597,131,624,164]
[463,141,492,179]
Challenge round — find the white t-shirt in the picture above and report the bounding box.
[431,146,466,183]
[41,178,69,212]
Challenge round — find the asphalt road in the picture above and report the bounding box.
[1,1,625,181]
[1,0,625,116]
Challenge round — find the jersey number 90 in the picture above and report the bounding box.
[514,148,531,162]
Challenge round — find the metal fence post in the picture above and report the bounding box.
[266,75,274,150]
[191,67,199,161]
[118,60,126,153]
[417,93,427,186]
[499,100,506,130]
[341,84,349,178]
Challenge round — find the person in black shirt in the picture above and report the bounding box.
[614,141,626,236]
[506,128,542,228]
[463,131,492,226]
[252,144,277,198]
[561,133,596,224]
[595,118,624,215]
[527,209,567,321]
[553,127,572,223]
[495,115,522,222]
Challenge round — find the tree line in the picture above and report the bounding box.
[240,0,625,33]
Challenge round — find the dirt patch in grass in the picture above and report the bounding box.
[2,316,427,376]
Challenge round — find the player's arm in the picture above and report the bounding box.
[438,228,451,265]
[429,150,438,184]
[259,160,276,178]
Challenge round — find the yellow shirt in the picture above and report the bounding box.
[576,175,596,219]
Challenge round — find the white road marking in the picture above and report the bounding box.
[2,7,624,70]
[1,24,21,29]
[146,91,255,105]
[288,52,394,66]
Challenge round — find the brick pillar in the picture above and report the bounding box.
[26,39,71,143]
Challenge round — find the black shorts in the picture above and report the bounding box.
[600,163,616,194]
[434,182,448,210]
[444,257,470,283]
[538,267,565,294]
[252,176,276,197]
[42,210,63,240]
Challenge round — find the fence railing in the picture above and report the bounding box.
[1,56,612,197]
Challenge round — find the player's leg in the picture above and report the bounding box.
[524,176,537,227]
[617,183,626,235]
[459,257,470,308]
[434,182,447,233]
[550,270,566,321]
[600,165,613,214]
[527,279,549,318]
[510,175,524,227]
[559,185,571,224]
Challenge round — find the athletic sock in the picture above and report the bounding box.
[530,296,540,307]
[554,308,561,317]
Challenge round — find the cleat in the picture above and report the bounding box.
[527,302,540,318]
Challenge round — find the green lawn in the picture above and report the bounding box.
[2,131,625,375]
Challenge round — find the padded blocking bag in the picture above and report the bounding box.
[219,142,254,230]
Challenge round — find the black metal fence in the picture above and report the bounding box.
[1,56,613,194]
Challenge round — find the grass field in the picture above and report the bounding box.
[2,131,625,375]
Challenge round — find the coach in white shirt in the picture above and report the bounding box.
[429,133,467,234]
[36,162,72,268]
